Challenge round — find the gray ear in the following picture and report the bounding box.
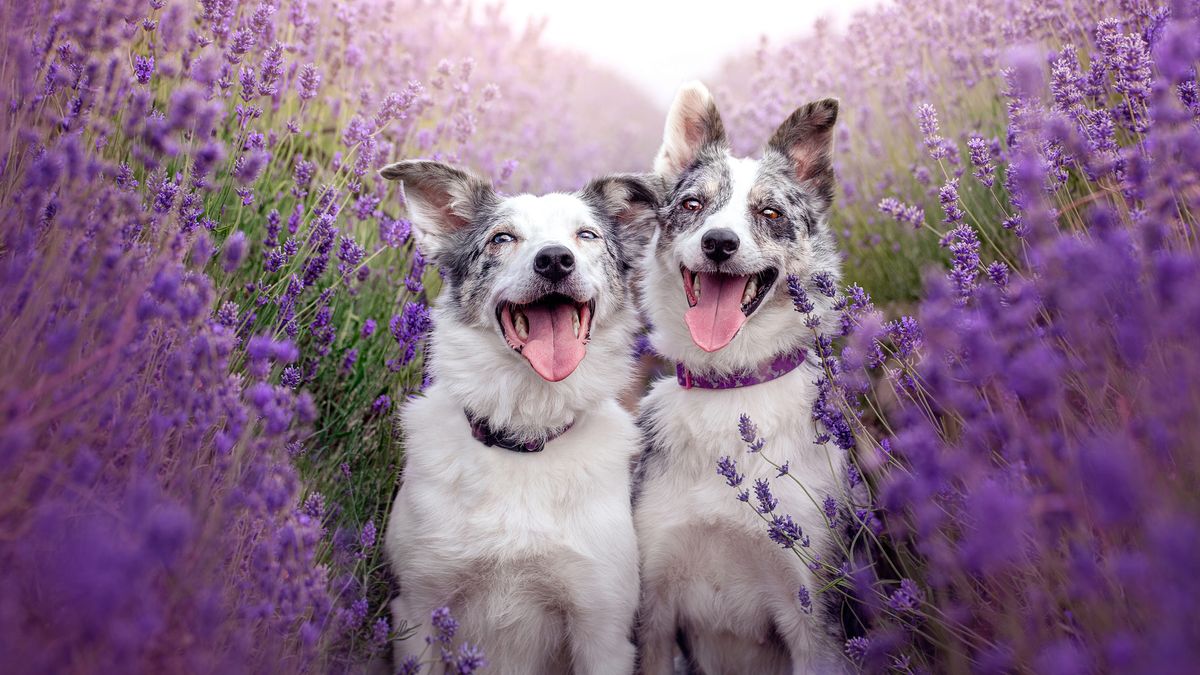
[766,98,839,207]
[581,173,662,228]
[580,173,662,270]
[379,160,497,256]
[653,81,727,181]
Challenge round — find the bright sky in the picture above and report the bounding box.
[499,0,889,108]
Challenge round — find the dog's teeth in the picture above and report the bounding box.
[515,310,529,340]
[572,308,581,338]
[692,273,701,299]
[742,278,758,306]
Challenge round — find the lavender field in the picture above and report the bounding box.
[1,0,1198,673]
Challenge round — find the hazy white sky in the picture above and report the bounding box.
[500,0,888,107]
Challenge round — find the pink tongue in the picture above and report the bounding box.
[685,273,750,352]
[521,303,586,382]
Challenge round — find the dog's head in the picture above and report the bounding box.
[380,160,657,385]
[641,82,842,372]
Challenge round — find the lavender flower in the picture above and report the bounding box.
[372,395,391,414]
[717,456,744,488]
[281,365,302,389]
[966,134,998,187]
[938,178,965,224]
[823,496,838,525]
[943,224,981,301]
[845,636,871,664]
[738,413,765,452]
[134,55,154,84]
[390,302,432,366]
[428,606,459,645]
[298,63,320,101]
[888,578,923,613]
[767,514,809,549]
[798,586,813,614]
[916,103,950,160]
[222,231,247,272]
[753,478,778,514]
[987,261,1010,288]
[878,197,925,229]
[812,272,837,298]
[787,274,815,313]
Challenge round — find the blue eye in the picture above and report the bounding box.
[578,230,599,240]
[491,232,514,245]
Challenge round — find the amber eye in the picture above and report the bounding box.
[682,198,703,211]
[761,208,782,220]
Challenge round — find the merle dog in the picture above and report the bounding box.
[633,83,849,674]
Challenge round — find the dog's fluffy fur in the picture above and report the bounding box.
[634,83,849,674]
[379,160,657,674]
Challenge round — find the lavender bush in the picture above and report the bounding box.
[713,0,1200,672]
[0,0,657,671]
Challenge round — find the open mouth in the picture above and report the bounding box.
[496,293,595,382]
[681,266,779,352]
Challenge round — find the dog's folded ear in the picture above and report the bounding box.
[379,159,498,257]
[581,173,663,271]
[766,98,839,208]
[581,173,661,226]
[654,81,728,182]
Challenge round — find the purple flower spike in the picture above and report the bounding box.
[222,231,248,272]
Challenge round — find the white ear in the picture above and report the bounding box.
[379,160,496,258]
[653,81,727,181]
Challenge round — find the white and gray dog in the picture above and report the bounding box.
[634,82,849,673]
[379,160,657,674]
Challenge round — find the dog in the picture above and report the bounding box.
[379,159,658,675]
[633,83,849,674]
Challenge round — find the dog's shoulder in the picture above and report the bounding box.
[396,386,472,473]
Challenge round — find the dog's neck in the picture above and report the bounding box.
[654,317,825,379]
[675,345,808,389]
[426,305,635,437]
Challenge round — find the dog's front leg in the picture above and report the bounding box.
[776,607,848,675]
[568,594,637,675]
[388,593,430,666]
[633,589,679,675]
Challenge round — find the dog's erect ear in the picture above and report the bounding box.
[767,98,839,207]
[379,159,497,256]
[653,81,727,181]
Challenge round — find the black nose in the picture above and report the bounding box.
[534,244,575,282]
[701,228,740,263]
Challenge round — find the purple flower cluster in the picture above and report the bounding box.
[877,197,925,229]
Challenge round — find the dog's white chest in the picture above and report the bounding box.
[385,387,643,673]
[635,367,848,672]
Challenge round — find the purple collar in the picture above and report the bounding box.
[677,348,808,389]
[466,410,574,453]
